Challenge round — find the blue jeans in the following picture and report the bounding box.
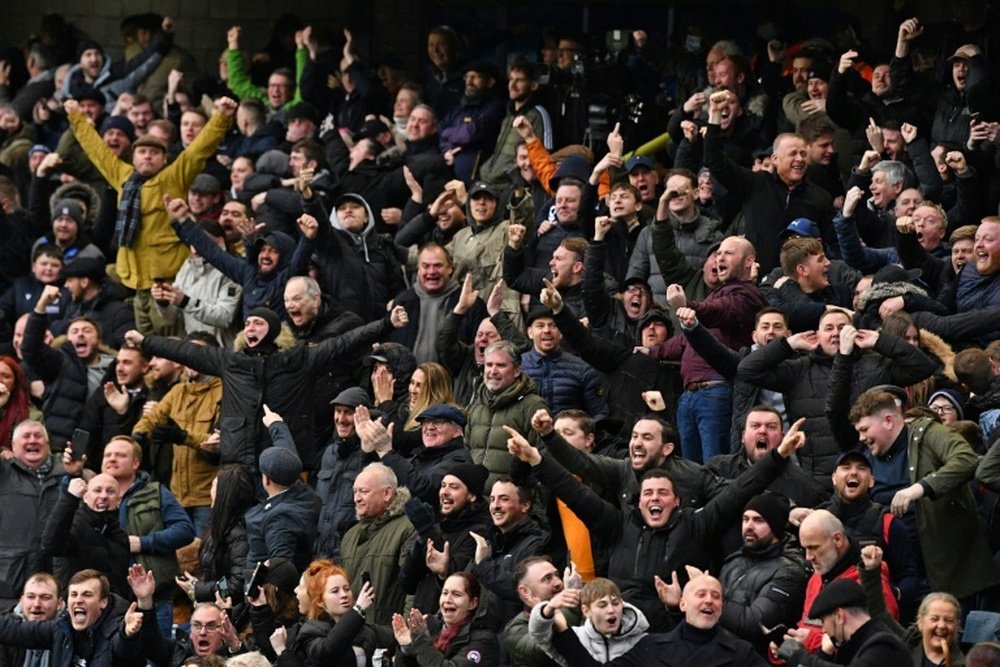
[186,506,212,539]
[676,384,732,464]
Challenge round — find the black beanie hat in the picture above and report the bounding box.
[446,462,489,499]
[247,307,281,345]
[744,493,790,536]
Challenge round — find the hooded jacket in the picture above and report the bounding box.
[466,372,549,481]
[340,486,419,625]
[304,194,406,323]
[529,601,648,665]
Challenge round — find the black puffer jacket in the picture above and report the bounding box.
[718,538,809,653]
[737,334,936,483]
[381,438,471,506]
[245,479,321,575]
[534,449,791,632]
[142,318,391,470]
[22,310,111,451]
[470,517,550,623]
[193,519,249,605]
[41,488,130,597]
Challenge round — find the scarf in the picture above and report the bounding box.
[434,617,470,653]
[113,171,147,248]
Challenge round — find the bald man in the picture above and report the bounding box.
[550,573,765,665]
[42,473,131,596]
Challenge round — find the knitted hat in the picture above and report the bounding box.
[76,39,103,61]
[445,462,489,499]
[264,558,300,595]
[259,446,302,486]
[928,389,964,420]
[744,493,790,536]
[52,199,85,226]
[100,115,136,143]
[246,307,281,345]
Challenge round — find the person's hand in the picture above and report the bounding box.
[261,403,282,427]
[167,68,183,94]
[36,152,62,177]
[62,449,86,475]
[104,382,130,415]
[838,49,858,75]
[512,115,536,141]
[392,613,412,645]
[897,17,923,44]
[860,544,883,571]
[227,26,241,50]
[406,607,428,637]
[642,391,667,412]
[63,98,80,116]
[767,39,784,63]
[666,284,687,311]
[858,149,881,173]
[544,589,581,622]
[606,122,624,157]
[469,531,491,564]
[786,331,819,352]
[175,571,196,597]
[164,195,192,222]
[153,419,187,445]
[842,185,865,218]
[895,215,915,234]
[839,324,857,355]
[654,572,681,608]
[453,274,479,315]
[789,506,813,526]
[632,30,648,49]
[593,216,612,242]
[270,626,287,656]
[508,223,527,250]
[540,278,563,314]
[855,329,880,349]
[777,417,807,457]
[707,90,731,124]
[878,294,905,320]
[485,278,505,317]
[356,406,393,455]
[866,118,884,154]
[128,563,155,605]
[247,586,268,608]
[563,560,584,590]
[504,425,542,465]
[129,535,142,554]
[296,213,319,240]
[676,306,698,328]
[443,147,461,167]
[123,330,145,348]
[891,482,924,516]
[901,122,918,144]
[945,151,968,174]
[801,98,826,115]
[428,188,454,218]
[531,408,554,436]
[537,220,556,237]
[217,612,239,651]
[426,539,451,576]
[302,25,316,57]
[775,635,807,662]
[355,579,375,611]
[200,430,221,453]
[968,119,991,149]
[153,282,185,306]
[403,166,424,201]
[682,92,707,114]
[389,305,409,329]
[370,364,395,405]
[68,477,87,498]
[680,120,699,144]
[213,96,237,118]
[124,602,143,637]
[35,285,61,314]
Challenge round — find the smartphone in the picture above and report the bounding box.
[70,428,89,460]
[761,623,787,645]
[217,577,229,600]
[362,571,372,588]
[245,561,269,599]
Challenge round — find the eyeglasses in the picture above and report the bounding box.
[929,404,956,414]
[420,419,453,429]
[191,622,220,632]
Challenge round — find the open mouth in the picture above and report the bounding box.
[647,505,663,519]
[195,637,213,653]
[628,296,642,310]
[71,607,88,624]
[245,334,259,345]
[846,478,861,489]
[754,437,769,453]
[440,496,454,511]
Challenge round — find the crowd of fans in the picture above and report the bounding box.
[3,4,1000,666]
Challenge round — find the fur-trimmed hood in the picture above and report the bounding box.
[919,328,957,383]
[360,485,412,524]
[49,180,101,222]
[857,280,928,310]
[232,322,297,352]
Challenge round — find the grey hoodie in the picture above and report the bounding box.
[528,599,648,664]
[329,195,377,262]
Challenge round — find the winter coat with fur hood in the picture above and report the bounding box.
[141,315,393,470]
